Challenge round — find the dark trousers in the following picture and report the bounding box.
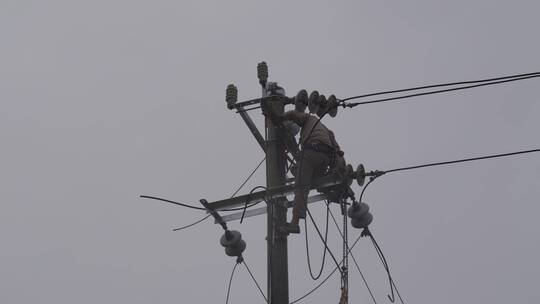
[293,149,330,219]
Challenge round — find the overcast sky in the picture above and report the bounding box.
[1,1,539,303]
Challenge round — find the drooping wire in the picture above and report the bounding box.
[143,156,267,230]
[290,234,364,304]
[140,195,261,212]
[359,177,378,203]
[243,259,269,303]
[225,261,240,304]
[341,72,540,105]
[364,228,405,304]
[306,208,343,276]
[230,156,266,198]
[304,202,330,280]
[173,214,212,231]
[360,147,540,202]
[327,204,378,304]
[240,186,268,223]
[140,195,206,210]
[170,185,267,231]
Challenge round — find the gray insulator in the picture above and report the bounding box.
[356,163,366,186]
[308,90,320,114]
[316,95,328,118]
[348,202,370,219]
[257,62,268,84]
[220,230,242,247]
[345,164,354,186]
[295,89,308,112]
[351,212,373,229]
[327,95,338,118]
[226,84,238,109]
[225,240,246,257]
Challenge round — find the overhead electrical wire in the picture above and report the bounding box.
[304,202,330,280]
[306,208,343,276]
[327,205,378,304]
[240,185,268,223]
[364,228,405,304]
[173,214,212,231]
[230,156,266,198]
[341,71,540,105]
[290,234,364,304]
[360,147,540,202]
[243,259,269,303]
[140,193,263,212]
[140,195,206,210]
[141,156,268,231]
[225,261,240,304]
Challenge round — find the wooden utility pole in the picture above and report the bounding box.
[204,62,368,304]
[261,75,290,303]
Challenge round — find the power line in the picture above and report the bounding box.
[290,234,364,304]
[304,203,330,280]
[341,71,540,104]
[344,74,540,108]
[140,195,206,210]
[360,148,540,202]
[172,214,211,231]
[240,186,268,223]
[231,156,266,197]
[243,259,269,303]
[226,261,240,304]
[327,205,378,304]
[306,208,344,276]
[365,228,405,304]
[144,156,267,230]
[386,148,540,174]
[140,194,263,212]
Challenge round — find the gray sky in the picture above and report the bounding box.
[1,1,539,303]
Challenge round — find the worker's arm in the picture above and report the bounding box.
[282,110,310,127]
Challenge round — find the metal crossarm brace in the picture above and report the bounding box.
[217,193,328,223]
[207,169,360,211]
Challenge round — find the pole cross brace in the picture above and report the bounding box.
[207,164,368,211]
[217,193,328,223]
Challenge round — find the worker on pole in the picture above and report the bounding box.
[263,91,345,234]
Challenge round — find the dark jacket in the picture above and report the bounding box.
[282,111,340,150]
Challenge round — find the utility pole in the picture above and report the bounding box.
[203,62,372,304]
[259,62,289,303]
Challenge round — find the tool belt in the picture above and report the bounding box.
[304,142,344,169]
